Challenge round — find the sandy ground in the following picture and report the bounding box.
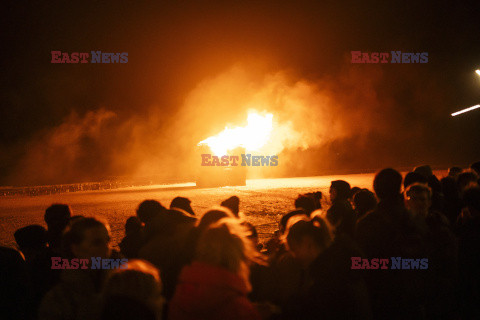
[0,173,384,249]
[3,170,447,249]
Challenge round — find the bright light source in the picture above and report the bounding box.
[476,70,480,76]
[198,111,274,156]
[451,104,480,117]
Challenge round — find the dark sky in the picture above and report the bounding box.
[1,0,479,186]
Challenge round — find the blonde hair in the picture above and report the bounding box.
[195,218,265,289]
[284,214,334,251]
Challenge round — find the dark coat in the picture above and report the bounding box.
[355,197,428,320]
[281,235,371,320]
[38,269,107,320]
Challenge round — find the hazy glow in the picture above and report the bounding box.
[476,70,480,76]
[198,111,273,156]
[451,104,480,117]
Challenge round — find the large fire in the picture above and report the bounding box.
[198,111,274,156]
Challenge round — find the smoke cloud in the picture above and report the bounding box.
[5,61,456,186]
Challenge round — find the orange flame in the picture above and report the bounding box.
[198,111,273,156]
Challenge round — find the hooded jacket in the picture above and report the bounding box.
[168,262,260,320]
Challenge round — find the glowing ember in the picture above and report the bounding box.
[198,111,273,156]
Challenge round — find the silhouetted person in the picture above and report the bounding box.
[221,196,240,217]
[169,218,263,320]
[356,168,427,320]
[327,180,356,237]
[441,175,463,226]
[353,189,377,219]
[307,191,323,210]
[294,194,316,215]
[44,204,71,252]
[170,197,195,216]
[257,210,305,306]
[471,161,480,178]
[413,164,433,180]
[39,217,113,320]
[405,183,458,319]
[101,260,164,320]
[265,209,306,256]
[137,200,166,227]
[0,246,29,320]
[182,208,236,267]
[348,186,361,206]
[457,187,480,318]
[411,165,445,214]
[119,216,144,259]
[404,171,428,189]
[457,171,479,197]
[281,214,371,319]
[448,166,463,178]
[14,225,47,262]
[14,224,56,318]
[139,208,197,301]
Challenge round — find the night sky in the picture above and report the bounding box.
[1,0,479,186]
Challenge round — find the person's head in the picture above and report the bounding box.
[220,196,240,217]
[196,207,236,234]
[294,195,316,215]
[284,215,333,268]
[413,165,433,179]
[457,171,479,195]
[62,217,111,260]
[349,187,361,201]
[279,209,307,235]
[427,175,442,193]
[144,209,196,241]
[307,191,323,209]
[462,187,480,217]
[102,259,163,319]
[353,189,377,216]
[374,168,403,200]
[170,197,195,216]
[405,183,432,217]
[195,218,263,289]
[404,171,428,189]
[470,161,480,176]
[136,200,166,225]
[125,216,142,235]
[14,225,47,253]
[44,204,71,232]
[329,180,351,202]
[448,166,463,178]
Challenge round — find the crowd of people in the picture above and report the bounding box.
[1,162,480,320]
